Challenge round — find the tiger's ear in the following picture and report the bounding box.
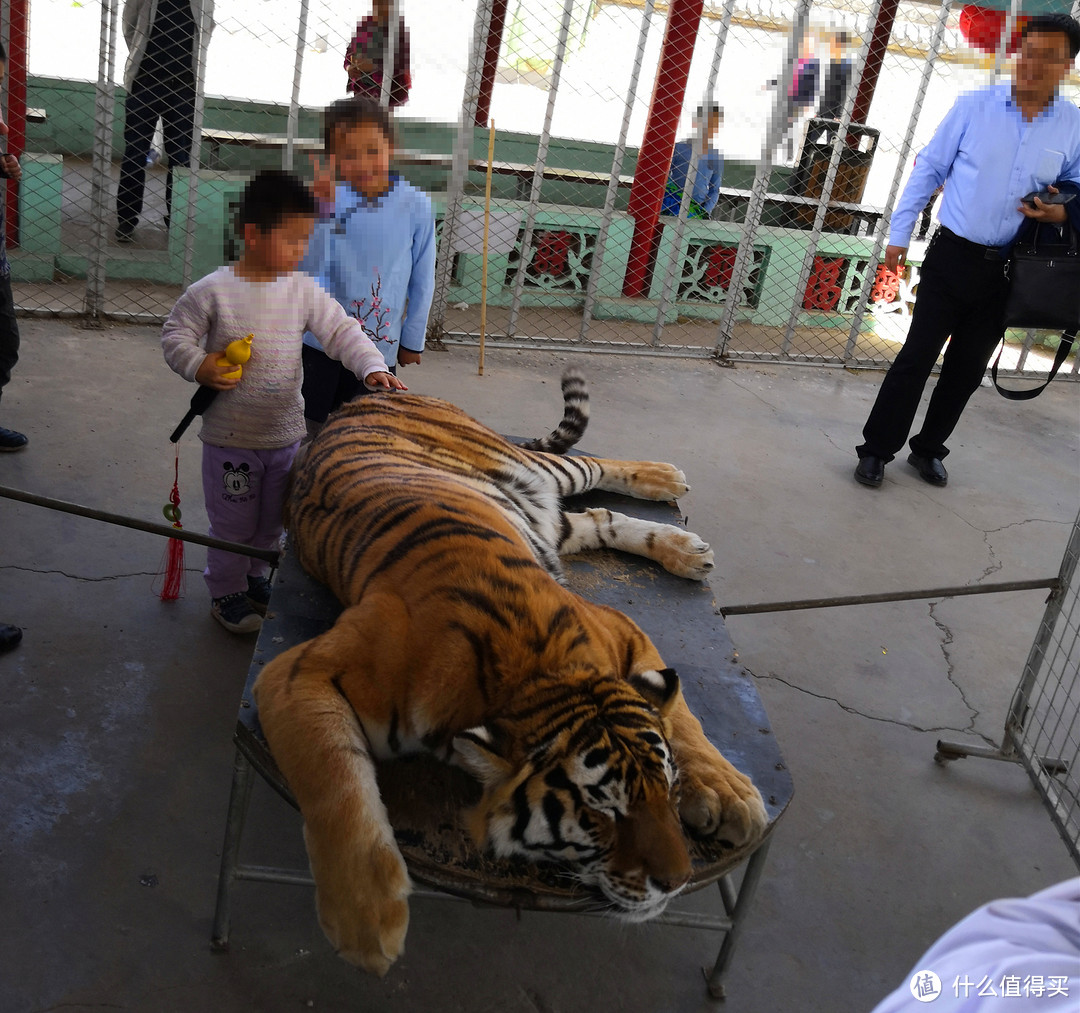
[452,726,513,787]
[627,667,680,713]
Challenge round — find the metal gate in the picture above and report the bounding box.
[937,508,1080,869]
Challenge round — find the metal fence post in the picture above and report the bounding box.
[652,0,736,347]
[84,0,119,324]
[714,0,813,356]
[506,0,576,339]
[379,0,400,110]
[780,0,882,357]
[579,0,656,344]
[429,0,495,341]
[181,0,213,292]
[991,0,1023,81]
[285,0,311,171]
[844,0,951,361]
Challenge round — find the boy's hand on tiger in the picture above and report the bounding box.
[364,371,408,392]
[309,153,338,205]
[397,349,422,366]
[195,353,242,391]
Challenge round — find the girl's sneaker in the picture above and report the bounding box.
[211,592,262,634]
[246,575,274,615]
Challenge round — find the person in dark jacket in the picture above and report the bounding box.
[817,30,853,121]
[115,0,214,244]
[816,30,854,144]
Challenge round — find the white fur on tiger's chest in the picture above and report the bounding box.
[357,712,439,761]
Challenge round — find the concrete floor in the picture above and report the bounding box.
[1,320,1077,1013]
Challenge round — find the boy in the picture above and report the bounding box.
[301,96,435,430]
[661,103,724,219]
[162,170,405,634]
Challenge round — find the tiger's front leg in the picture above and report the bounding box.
[560,507,714,579]
[665,694,768,848]
[254,635,411,976]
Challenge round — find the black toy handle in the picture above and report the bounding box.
[170,385,219,443]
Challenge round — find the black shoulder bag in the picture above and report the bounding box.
[992,221,1080,400]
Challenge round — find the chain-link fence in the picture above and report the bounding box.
[4,0,1078,380]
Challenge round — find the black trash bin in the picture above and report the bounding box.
[787,119,880,233]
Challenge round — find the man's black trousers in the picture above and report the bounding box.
[857,228,1009,463]
[116,71,196,234]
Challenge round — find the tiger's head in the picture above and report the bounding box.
[452,667,693,920]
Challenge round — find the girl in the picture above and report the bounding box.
[301,97,435,430]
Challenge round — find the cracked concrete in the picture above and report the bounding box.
[1,321,1077,1012]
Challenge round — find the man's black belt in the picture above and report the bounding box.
[937,226,1005,260]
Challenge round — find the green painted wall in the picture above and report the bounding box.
[24,74,780,204]
[17,75,873,336]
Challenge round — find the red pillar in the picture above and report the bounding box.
[849,0,900,132]
[475,0,509,127]
[622,0,704,298]
[4,0,28,249]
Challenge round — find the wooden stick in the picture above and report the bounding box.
[479,118,495,376]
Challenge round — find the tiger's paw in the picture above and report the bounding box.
[655,528,715,580]
[617,462,691,502]
[311,838,412,976]
[677,754,768,848]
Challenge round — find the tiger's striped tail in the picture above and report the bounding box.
[518,368,589,455]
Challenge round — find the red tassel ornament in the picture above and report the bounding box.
[157,447,186,601]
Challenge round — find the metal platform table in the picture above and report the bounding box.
[210,490,793,999]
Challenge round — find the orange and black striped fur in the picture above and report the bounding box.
[254,370,767,975]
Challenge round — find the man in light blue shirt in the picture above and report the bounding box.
[854,13,1080,489]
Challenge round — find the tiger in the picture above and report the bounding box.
[253,368,768,976]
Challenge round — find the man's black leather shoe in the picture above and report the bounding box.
[0,624,22,652]
[0,427,27,451]
[907,452,948,486]
[854,455,885,487]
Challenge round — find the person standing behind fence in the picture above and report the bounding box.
[300,97,435,434]
[0,42,25,457]
[115,0,214,244]
[661,104,724,220]
[0,41,25,654]
[816,30,854,143]
[769,34,820,163]
[345,0,411,107]
[853,13,1080,491]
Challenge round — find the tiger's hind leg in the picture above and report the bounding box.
[560,507,714,580]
